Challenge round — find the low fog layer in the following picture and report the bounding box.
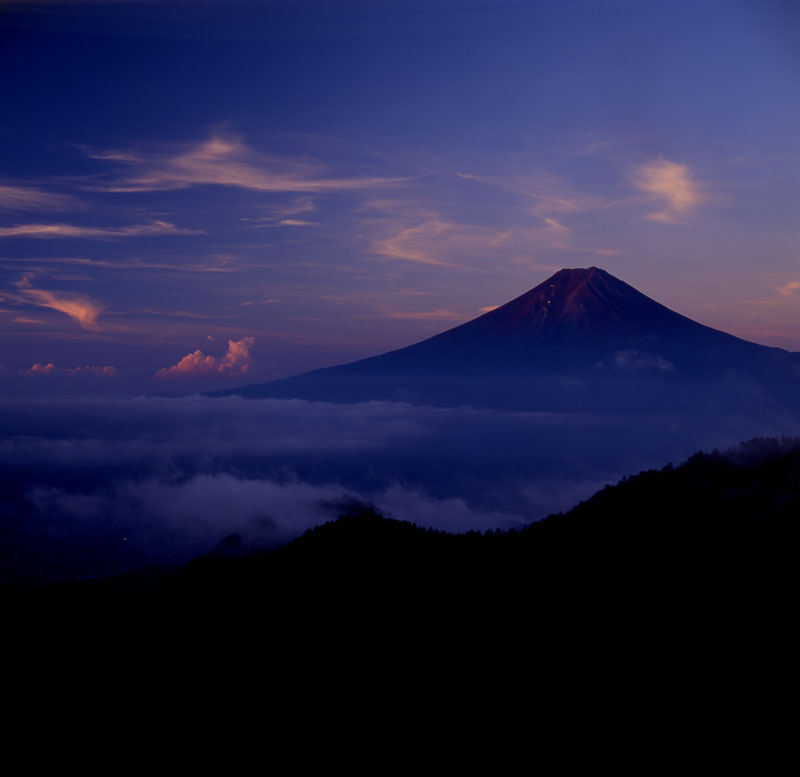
[1,395,797,583]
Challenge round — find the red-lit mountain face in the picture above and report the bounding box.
[217,268,800,412]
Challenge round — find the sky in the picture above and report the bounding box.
[1,0,798,395]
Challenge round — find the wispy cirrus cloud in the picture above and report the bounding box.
[17,288,105,329]
[88,136,406,194]
[0,219,200,239]
[384,309,463,321]
[0,255,237,273]
[456,171,608,231]
[246,218,318,228]
[156,336,255,378]
[241,197,317,226]
[9,274,105,329]
[0,184,78,212]
[632,157,704,223]
[371,220,465,266]
[365,197,580,269]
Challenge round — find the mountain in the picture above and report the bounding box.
[216,267,800,411]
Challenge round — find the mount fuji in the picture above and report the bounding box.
[215,267,800,412]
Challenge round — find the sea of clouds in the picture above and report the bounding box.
[1,395,797,583]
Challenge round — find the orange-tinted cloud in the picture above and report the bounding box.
[25,362,56,375]
[89,136,405,194]
[18,288,104,329]
[0,219,199,239]
[633,157,704,222]
[23,363,115,377]
[156,336,255,378]
[776,281,800,296]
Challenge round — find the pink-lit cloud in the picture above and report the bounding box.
[0,219,200,239]
[542,217,569,232]
[25,362,56,375]
[88,136,406,194]
[776,281,800,296]
[22,362,115,377]
[156,336,255,378]
[368,208,578,269]
[633,157,704,222]
[372,220,463,266]
[0,183,77,212]
[14,283,105,329]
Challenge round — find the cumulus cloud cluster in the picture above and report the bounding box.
[156,336,255,378]
[1,394,796,583]
[24,363,116,377]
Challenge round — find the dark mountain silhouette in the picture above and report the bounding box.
[10,435,799,612]
[8,437,795,771]
[215,267,800,411]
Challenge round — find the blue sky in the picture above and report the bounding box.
[1,0,798,393]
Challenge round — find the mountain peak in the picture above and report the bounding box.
[472,265,664,344]
[216,265,800,412]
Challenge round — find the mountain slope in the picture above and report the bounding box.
[216,267,800,411]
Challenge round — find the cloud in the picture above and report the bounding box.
[457,171,607,222]
[242,197,317,224]
[14,286,105,329]
[1,395,795,583]
[776,281,800,296]
[23,362,116,377]
[633,157,704,222]
[542,217,569,232]
[371,220,461,266]
[370,217,518,268]
[156,336,255,378]
[24,362,56,375]
[64,365,116,376]
[0,254,238,273]
[368,211,578,269]
[0,220,200,239]
[385,309,463,321]
[612,350,674,372]
[88,136,406,194]
[0,184,77,212]
[248,219,319,228]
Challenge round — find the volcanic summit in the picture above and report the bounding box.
[216,268,800,412]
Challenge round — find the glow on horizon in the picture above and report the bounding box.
[0,0,797,392]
